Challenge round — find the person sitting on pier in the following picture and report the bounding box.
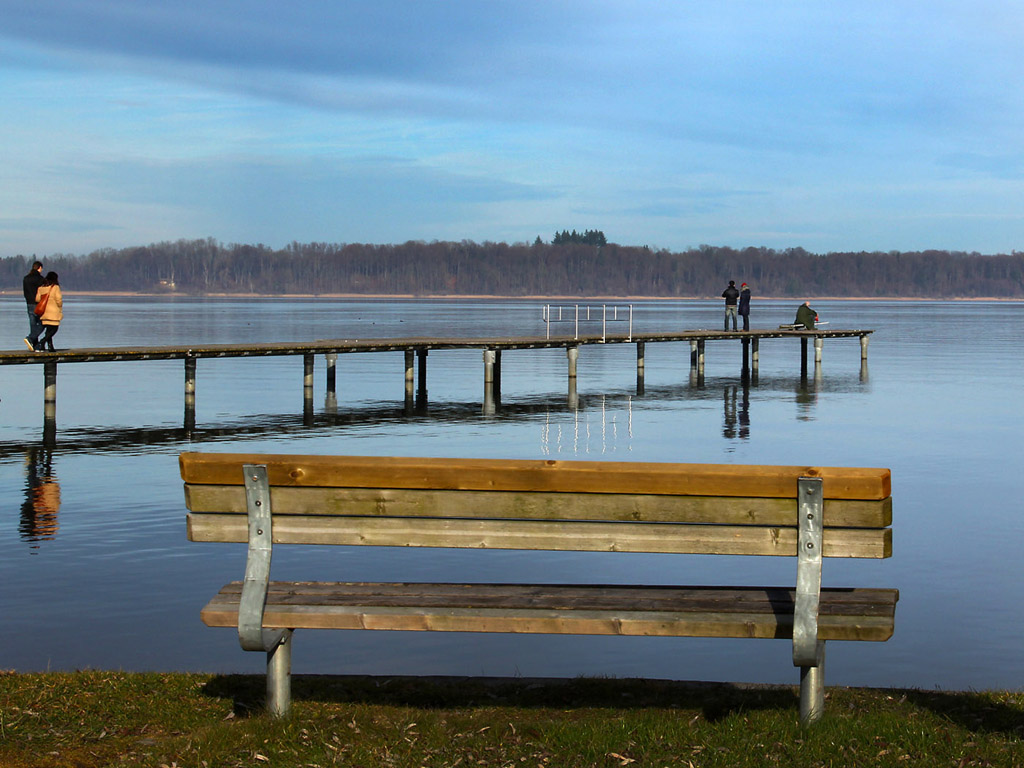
[795,301,817,330]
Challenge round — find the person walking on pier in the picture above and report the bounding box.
[722,280,739,331]
[738,282,751,330]
[22,261,45,351]
[795,301,817,330]
[35,272,63,352]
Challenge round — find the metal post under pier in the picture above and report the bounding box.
[184,356,196,430]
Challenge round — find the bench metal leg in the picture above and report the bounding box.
[267,629,293,717]
[799,641,825,725]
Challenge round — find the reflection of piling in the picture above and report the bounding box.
[567,377,578,410]
[739,378,750,439]
[860,359,869,383]
[723,385,737,438]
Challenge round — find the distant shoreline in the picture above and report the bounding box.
[2,291,1021,301]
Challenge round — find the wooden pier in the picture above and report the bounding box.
[1,327,871,433]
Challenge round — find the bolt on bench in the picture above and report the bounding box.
[181,452,897,723]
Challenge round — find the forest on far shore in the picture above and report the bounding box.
[2,237,1023,298]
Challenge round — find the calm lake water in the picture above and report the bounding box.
[1,296,1021,692]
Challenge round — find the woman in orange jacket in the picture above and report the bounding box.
[35,272,63,352]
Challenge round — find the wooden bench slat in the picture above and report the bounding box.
[187,513,892,558]
[211,581,898,615]
[180,453,891,500]
[184,486,892,528]
[199,582,897,641]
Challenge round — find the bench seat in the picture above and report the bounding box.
[201,582,896,641]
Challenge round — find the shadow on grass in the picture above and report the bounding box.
[202,674,799,723]
[901,689,1024,737]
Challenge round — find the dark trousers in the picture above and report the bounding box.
[39,324,59,351]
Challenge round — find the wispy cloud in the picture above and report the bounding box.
[1,1,1022,254]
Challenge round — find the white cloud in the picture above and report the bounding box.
[0,1,1023,254]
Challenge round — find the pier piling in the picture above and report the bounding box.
[567,346,579,379]
[325,353,337,394]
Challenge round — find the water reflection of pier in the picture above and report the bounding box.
[0,362,869,462]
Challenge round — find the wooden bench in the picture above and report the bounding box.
[181,452,897,723]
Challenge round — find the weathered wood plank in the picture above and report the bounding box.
[211,581,898,615]
[199,582,897,641]
[180,454,891,500]
[184,485,892,528]
[187,513,892,558]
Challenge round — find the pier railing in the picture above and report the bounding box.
[542,304,633,341]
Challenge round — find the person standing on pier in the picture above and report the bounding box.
[35,272,63,352]
[22,261,45,351]
[722,280,739,331]
[738,282,751,330]
[795,301,817,329]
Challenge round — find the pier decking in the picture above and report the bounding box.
[1,327,872,434]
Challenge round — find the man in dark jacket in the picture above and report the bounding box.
[795,301,817,329]
[722,280,739,331]
[23,261,45,351]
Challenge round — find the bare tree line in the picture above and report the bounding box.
[3,238,1023,298]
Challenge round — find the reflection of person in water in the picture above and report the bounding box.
[20,448,61,547]
[723,383,751,442]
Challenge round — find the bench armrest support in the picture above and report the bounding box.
[793,476,823,667]
[239,464,288,652]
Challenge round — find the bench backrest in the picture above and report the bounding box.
[182,453,892,559]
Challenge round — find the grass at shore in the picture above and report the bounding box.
[1,671,1021,767]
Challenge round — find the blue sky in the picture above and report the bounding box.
[1,1,1022,256]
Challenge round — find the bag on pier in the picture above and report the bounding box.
[34,291,49,317]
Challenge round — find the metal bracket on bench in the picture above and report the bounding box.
[238,464,288,653]
[793,476,824,668]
